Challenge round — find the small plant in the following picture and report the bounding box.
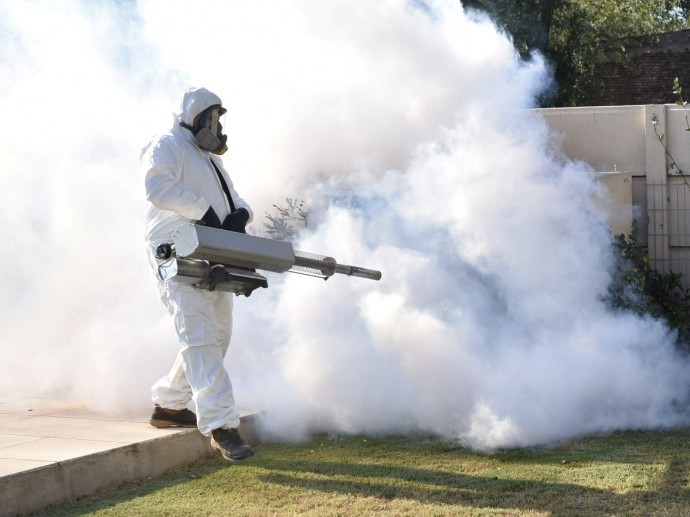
[651,77,690,189]
[606,221,690,349]
[262,197,309,241]
[672,76,690,131]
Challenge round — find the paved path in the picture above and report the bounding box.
[0,397,261,516]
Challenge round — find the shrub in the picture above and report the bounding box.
[606,221,690,349]
[262,197,308,241]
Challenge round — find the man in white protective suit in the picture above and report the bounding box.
[140,86,254,461]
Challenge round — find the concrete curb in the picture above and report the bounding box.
[1,412,261,517]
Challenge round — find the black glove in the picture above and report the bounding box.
[199,206,222,228]
[222,208,249,233]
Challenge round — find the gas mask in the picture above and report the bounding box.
[186,105,228,155]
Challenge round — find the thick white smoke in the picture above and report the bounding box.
[0,0,688,451]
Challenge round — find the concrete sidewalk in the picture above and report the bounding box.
[0,397,261,516]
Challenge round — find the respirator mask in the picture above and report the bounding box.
[185,105,228,155]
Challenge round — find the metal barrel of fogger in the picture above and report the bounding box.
[171,224,382,281]
[292,250,382,281]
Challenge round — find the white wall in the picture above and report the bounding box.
[538,104,690,285]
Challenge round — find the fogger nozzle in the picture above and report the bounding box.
[334,264,382,281]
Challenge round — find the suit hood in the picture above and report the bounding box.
[174,87,224,128]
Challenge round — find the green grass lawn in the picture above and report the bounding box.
[40,429,690,516]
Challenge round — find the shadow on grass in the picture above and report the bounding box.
[39,432,690,516]
[492,429,690,466]
[255,457,690,516]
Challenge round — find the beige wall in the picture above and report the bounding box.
[538,106,648,174]
[596,172,634,238]
[537,104,690,285]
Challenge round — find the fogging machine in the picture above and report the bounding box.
[156,223,382,296]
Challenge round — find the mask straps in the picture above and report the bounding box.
[179,121,195,133]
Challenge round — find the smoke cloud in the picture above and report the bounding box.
[1,0,688,451]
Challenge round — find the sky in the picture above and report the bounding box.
[1,0,689,451]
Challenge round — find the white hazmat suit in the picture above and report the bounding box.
[140,87,253,436]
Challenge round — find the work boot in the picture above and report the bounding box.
[211,428,254,461]
[149,404,197,428]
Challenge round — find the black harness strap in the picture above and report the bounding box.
[210,159,237,212]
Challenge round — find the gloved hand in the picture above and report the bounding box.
[222,208,249,233]
[199,206,222,228]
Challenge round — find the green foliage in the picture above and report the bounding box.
[262,197,309,241]
[606,221,690,347]
[462,0,689,106]
[462,0,559,55]
[555,1,687,105]
[546,0,598,106]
